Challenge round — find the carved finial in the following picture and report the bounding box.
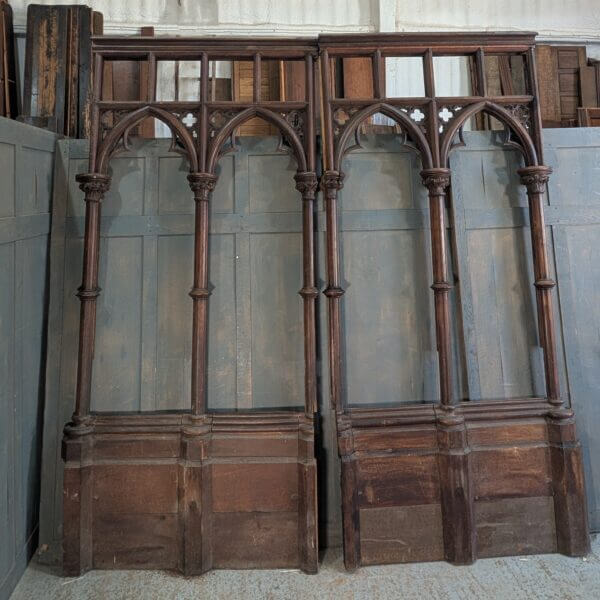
[187,172,218,200]
[517,166,552,194]
[320,170,344,199]
[75,173,111,201]
[294,172,318,200]
[420,168,451,195]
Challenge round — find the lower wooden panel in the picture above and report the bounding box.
[339,399,589,568]
[92,514,179,569]
[360,504,444,564]
[212,512,299,568]
[475,496,557,558]
[62,412,317,575]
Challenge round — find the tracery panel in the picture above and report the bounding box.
[62,37,319,575]
[319,32,589,569]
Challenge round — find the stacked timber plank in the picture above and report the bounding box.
[20,4,102,137]
[0,0,17,118]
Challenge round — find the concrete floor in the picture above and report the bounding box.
[10,535,600,600]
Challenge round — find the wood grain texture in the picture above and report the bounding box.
[212,512,299,568]
[360,504,444,564]
[475,496,557,557]
[211,463,299,513]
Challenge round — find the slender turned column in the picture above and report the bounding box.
[71,173,111,429]
[321,170,361,570]
[421,168,454,409]
[63,172,110,576]
[518,165,590,556]
[518,166,560,405]
[321,170,345,414]
[421,168,475,564]
[295,172,319,416]
[188,173,218,416]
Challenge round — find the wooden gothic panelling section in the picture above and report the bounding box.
[319,33,590,569]
[60,38,318,575]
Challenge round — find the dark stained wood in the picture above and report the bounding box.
[360,505,444,564]
[212,512,299,568]
[475,497,557,557]
[357,454,440,507]
[61,32,589,576]
[21,4,97,136]
[0,0,18,118]
[92,514,179,569]
[471,445,553,500]
[319,32,590,570]
[577,107,600,127]
[63,36,318,576]
[212,463,298,513]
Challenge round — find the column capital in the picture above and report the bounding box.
[420,168,451,195]
[294,171,318,199]
[517,165,552,193]
[75,173,111,200]
[320,170,345,197]
[187,172,218,199]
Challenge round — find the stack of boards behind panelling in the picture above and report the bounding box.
[536,45,599,128]
[21,4,103,137]
[0,0,17,118]
[101,26,155,137]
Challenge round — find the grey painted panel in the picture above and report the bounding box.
[36,128,600,565]
[67,156,145,217]
[0,118,56,600]
[553,224,600,531]
[0,142,15,218]
[19,148,54,216]
[91,237,144,412]
[339,138,438,406]
[340,152,414,211]
[466,228,538,398]
[157,154,234,215]
[248,153,299,213]
[0,242,15,585]
[249,232,304,409]
[342,229,433,405]
[552,146,600,206]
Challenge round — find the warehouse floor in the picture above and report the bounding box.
[9,535,600,600]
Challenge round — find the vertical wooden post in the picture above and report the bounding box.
[72,173,111,427]
[421,168,475,564]
[420,168,453,409]
[295,172,319,416]
[518,165,590,556]
[518,167,559,404]
[321,170,345,414]
[187,172,218,416]
[337,414,361,570]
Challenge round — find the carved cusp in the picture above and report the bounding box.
[518,165,552,195]
[188,172,218,201]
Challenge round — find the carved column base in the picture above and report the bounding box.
[337,415,361,571]
[62,432,94,576]
[547,410,590,557]
[180,418,212,575]
[435,410,476,565]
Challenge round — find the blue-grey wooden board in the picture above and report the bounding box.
[36,129,600,567]
[0,118,56,600]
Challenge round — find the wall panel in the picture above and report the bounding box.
[0,118,56,600]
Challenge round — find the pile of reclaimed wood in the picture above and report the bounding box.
[0,0,17,118]
[19,4,103,137]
